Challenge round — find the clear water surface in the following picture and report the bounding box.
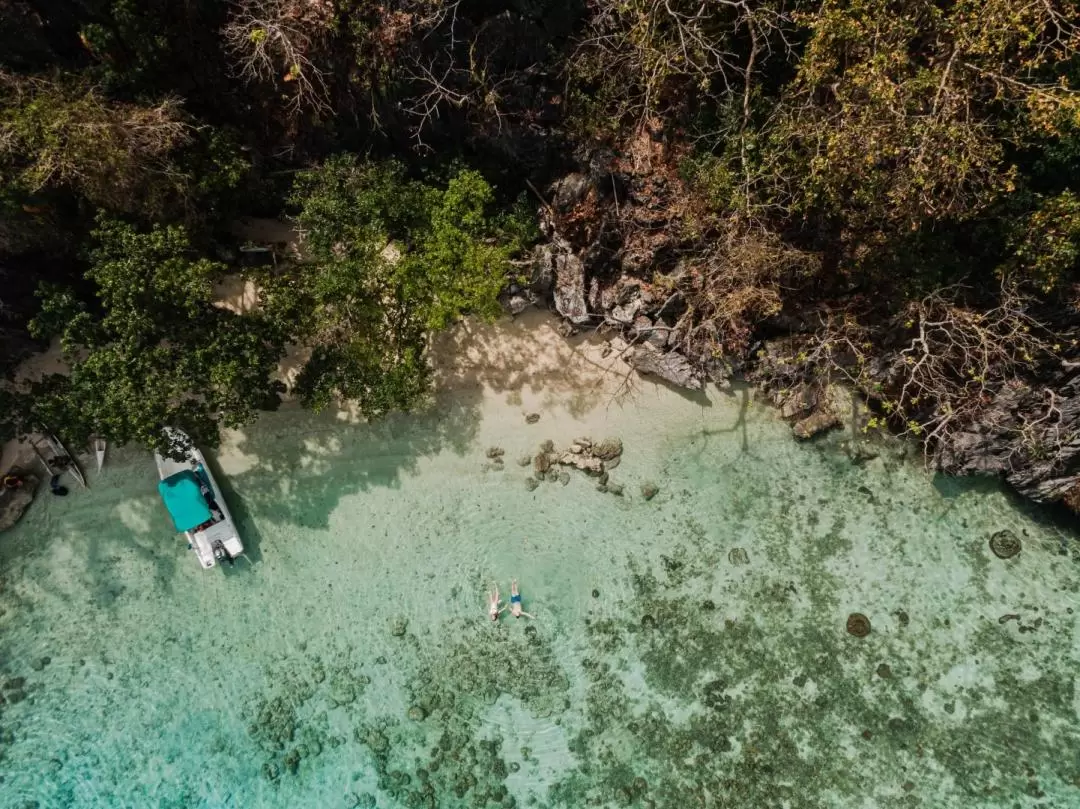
[1,362,1078,809]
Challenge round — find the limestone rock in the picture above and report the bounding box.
[608,299,642,325]
[592,437,623,461]
[551,250,590,325]
[0,473,38,533]
[627,343,703,390]
[792,409,841,439]
[507,294,533,315]
[556,452,604,473]
[550,173,591,211]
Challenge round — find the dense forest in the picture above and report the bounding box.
[0,0,1078,511]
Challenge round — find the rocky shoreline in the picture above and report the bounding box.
[517,157,1080,517]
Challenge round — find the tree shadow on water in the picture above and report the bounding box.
[219,386,484,533]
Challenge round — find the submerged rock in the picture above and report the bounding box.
[0,472,39,533]
[728,547,750,566]
[525,412,541,424]
[592,437,623,461]
[641,482,659,500]
[846,613,872,637]
[989,529,1021,559]
[534,453,552,475]
[391,617,409,637]
[525,477,539,491]
[793,408,841,439]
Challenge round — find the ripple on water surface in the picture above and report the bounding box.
[0,385,1078,809]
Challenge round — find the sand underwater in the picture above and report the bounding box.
[0,314,1078,809]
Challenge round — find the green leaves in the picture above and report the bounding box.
[1007,191,1080,292]
[265,154,528,415]
[22,216,284,450]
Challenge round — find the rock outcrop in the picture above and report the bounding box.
[627,343,703,390]
[936,364,1080,504]
[529,155,1080,514]
[534,237,591,325]
[0,471,38,533]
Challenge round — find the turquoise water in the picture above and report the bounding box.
[1,373,1078,809]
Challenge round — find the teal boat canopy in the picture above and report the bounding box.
[158,470,211,532]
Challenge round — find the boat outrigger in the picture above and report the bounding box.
[31,430,87,489]
[154,428,243,569]
[93,438,106,472]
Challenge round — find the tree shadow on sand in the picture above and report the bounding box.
[221,312,653,535]
[430,309,644,419]
[219,386,485,533]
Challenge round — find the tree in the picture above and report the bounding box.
[14,216,284,451]
[257,154,531,414]
[568,0,797,138]
[222,0,335,119]
[0,71,192,217]
[752,0,1080,238]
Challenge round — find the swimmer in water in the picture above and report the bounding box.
[488,584,505,621]
[509,578,534,619]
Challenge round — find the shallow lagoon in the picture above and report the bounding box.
[0,318,1078,809]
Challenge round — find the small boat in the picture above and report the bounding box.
[93,438,107,472]
[154,428,243,569]
[30,430,87,489]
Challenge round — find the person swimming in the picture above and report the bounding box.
[509,578,534,619]
[488,584,505,621]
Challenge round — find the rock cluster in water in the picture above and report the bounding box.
[348,622,570,808]
[524,436,632,496]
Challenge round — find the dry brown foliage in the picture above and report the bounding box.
[0,72,192,215]
[222,0,336,118]
[666,220,819,357]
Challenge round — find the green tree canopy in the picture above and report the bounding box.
[259,154,530,414]
[17,216,284,450]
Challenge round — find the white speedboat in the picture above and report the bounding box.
[154,428,243,569]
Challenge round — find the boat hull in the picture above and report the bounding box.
[154,429,243,569]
